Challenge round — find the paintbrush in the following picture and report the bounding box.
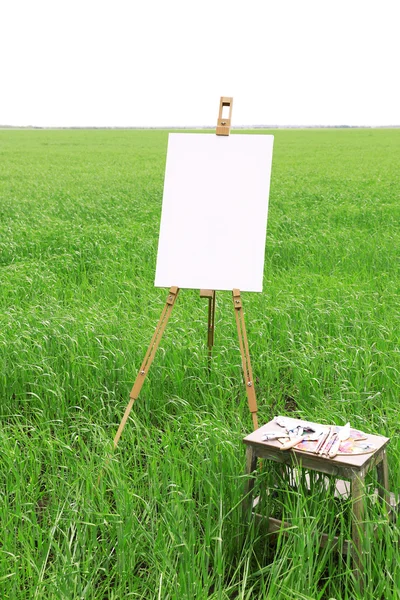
[319,427,334,455]
[314,428,329,454]
[329,422,351,458]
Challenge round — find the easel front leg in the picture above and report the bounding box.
[113,286,179,448]
[232,289,258,431]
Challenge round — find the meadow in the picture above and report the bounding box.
[0,127,399,599]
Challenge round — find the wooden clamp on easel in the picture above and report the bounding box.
[216,96,233,136]
[113,97,260,448]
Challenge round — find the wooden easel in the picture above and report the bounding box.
[113,98,259,449]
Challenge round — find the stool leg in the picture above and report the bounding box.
[376,451,391,514]
[243,446,258,518]
[351,474,366,588]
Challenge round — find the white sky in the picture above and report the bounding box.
[1,0,399,127]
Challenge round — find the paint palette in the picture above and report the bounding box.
[296,428,376,455]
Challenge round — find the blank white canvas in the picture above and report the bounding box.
[155,133,274,292]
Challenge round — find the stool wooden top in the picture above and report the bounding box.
[243,418,389,477]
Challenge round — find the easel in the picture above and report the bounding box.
[113,97,259,449]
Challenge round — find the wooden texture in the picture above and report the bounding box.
[243,446,258,517]
[351,474,366,588]
[200,289,214,298]
[232,290,258,430]
[200,289,216,371]
[216,96,233,136]
[206,290,216,355]
[376,451,391,512]
[113,286,179,448]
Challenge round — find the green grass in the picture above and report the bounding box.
[0,128,399,599]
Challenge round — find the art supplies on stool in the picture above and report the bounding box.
[243,416,395,587]
[261,416,377,456]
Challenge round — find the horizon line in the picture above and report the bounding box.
[1,124,400,130]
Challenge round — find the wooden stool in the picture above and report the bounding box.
[243,419,391,580]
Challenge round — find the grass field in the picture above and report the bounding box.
[0,128,399,599]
